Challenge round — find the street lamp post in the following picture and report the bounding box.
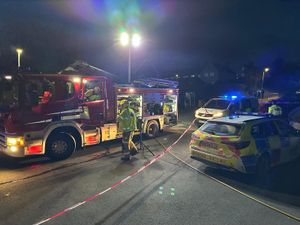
[120,32,141,84]
[128,43,132,84]
[16,48,23,69]
[261,67,270,98]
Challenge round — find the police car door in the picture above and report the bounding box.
[252,121,281,166]
[263,121,282,166]
[275,120,300,163]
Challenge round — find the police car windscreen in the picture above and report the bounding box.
[204,99,230,110]
[200,122,242,136]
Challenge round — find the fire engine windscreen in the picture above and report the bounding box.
[83,80,103,102]
[0,77,19,111]
[117,94,142,118]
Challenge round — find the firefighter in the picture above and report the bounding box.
[85,86,101,101]
[268,101,282,116]
[118,101,138,161]
[163,103,171,113]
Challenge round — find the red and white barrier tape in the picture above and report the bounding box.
[33,120,196,225]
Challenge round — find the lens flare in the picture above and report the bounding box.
[120,32,129,46]
[131,33,141,47]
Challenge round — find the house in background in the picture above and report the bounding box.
[198,64,219,84]
[165,63,238,108]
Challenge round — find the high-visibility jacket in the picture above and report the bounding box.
[163,104,170,113]
[118,107,137,132]
[268,104,282,116]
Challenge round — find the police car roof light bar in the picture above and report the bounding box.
[234,112,273,117]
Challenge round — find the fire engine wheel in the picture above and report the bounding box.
[46,133,76,161]
[145,120,159,138]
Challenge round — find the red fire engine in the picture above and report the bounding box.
[0,74,178,160]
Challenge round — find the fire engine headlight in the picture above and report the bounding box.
[214,112,224,118]
[7,137,24,146]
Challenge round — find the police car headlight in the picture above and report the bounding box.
[214,112,224,118]
[7,137,24,146]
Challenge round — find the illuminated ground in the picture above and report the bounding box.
[0,112,299,225]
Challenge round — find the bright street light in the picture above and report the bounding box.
[16,48,23,69]
[264,67,270,73]
[120,32,129,46]
[16,48,23,54]
[131,33,141,47]
[119,31,142,83]
[4,75,12,80]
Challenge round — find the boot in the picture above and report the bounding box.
[130,149,139,156]
[121,143,127,153]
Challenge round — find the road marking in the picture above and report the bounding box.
[155,139,300,223]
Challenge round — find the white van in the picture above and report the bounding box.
[195,96,259,126]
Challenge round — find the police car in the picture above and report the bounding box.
[190,114,300,175]
[194,95,259,126]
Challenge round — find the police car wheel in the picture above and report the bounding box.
[256,154,271,178]
[146,120,159,138]
[46,133,76,161]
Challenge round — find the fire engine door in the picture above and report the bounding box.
[83,79,106,125]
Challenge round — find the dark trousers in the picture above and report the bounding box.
[122,131,136,155]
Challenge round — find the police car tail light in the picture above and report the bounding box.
[221,140,250,150]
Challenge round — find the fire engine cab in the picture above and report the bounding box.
[0,74,178,160]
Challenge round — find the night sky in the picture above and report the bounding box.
[1,0,300,80]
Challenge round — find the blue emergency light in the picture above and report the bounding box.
[221,95,238,100]
[229,115,239,119]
